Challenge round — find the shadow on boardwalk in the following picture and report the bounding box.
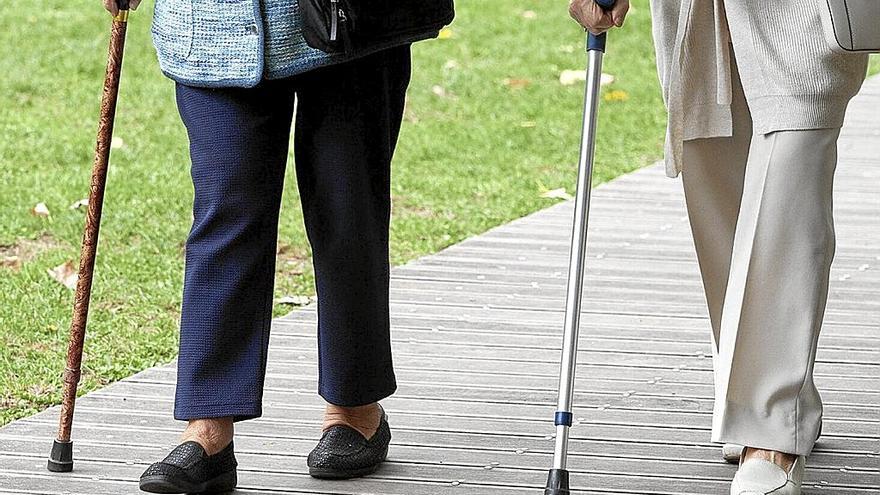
[2,78,878,495]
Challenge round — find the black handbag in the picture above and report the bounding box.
[301,0,455,55]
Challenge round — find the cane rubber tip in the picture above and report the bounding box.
[544,468,571,495]
[48,439,73,472]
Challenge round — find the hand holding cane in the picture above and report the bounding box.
[544,0,616,493]
[48,0,132,473]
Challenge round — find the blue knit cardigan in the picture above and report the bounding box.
[151,0,343,88]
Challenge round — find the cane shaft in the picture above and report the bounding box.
[56,13,129,444]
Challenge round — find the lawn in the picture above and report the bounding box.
[1,2,876,427]
[0,0,666,426]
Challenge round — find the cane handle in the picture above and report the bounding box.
[587,0,616,52]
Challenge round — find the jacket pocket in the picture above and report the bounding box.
[151,0,194,61]
[301,0,354,54]
[301,0,454,55]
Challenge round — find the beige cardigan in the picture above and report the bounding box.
[650,0,869,177]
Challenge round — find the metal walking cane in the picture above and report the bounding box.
[48,0,133,473]
[544,1,616,493]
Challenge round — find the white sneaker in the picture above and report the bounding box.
[723,444,744,463]
[730,451,805,495]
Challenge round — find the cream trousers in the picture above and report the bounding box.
[682,62,841,455]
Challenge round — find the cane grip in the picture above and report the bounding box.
[587,0,616,52]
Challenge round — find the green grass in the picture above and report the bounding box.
[33,1,877,426]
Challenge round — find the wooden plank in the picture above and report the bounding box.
[3,432,876,477]
[2,75,877,495]
[2,441,876,492]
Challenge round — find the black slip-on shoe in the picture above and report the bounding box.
[308,409,391,479]
[139,441,237,494]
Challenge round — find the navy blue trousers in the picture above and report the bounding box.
[173,46,411,421]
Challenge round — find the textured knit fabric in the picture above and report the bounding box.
[650,0,868,177]
[261,0,339,80]
[151,0,339,87]
[172,46,411,420]
[682,60,837,456]
[151,0,441,87]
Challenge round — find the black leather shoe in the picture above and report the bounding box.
[139,441,237,494]
[308,408,391,479]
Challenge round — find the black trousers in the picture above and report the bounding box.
[173,46,411,421]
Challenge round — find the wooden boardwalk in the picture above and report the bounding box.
[2,78,878,495]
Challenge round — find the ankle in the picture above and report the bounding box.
[322,403,381,438]
[743,447,796,471]
[181,417,234,455]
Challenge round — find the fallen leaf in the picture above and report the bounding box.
[2,256,20,270]
[559,70,584,86]
[438,27,454,39]
[277,295,312,306]
[0,234,60,266]
[520,121,537,128]
[604,89,629,102]
[502,78,531,90]
[559,71,615,86]
[111,136,125,149]
[27,384,53,398]
[31,202,50,217]
[69,198,89,210]
[431,85,448,97]
[521,10,537,19]
[47,261,78,290]
[541,188,574,201]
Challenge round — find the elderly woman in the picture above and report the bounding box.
[570,1,868,494]
[101,0,453,492]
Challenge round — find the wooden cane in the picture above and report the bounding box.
[48,0,131,473]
